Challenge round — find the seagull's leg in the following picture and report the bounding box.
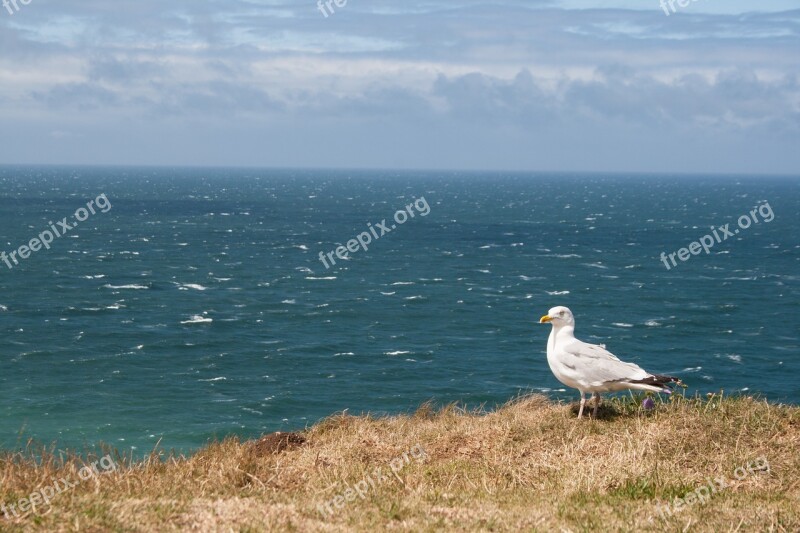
[577,393,586,419]
[592,393,601,419]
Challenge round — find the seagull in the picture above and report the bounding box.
[539,306,682,419]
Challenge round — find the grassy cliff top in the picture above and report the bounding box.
[1,393,798,532]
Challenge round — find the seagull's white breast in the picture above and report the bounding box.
[546,327,584,390]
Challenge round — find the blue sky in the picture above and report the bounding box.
[0,0,798,173]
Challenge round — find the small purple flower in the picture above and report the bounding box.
[643,398,656,410]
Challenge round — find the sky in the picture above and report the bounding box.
[0,0,798,174]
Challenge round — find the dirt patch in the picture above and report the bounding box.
[250,432,307,457]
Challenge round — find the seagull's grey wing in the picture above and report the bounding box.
[561,340,649,385]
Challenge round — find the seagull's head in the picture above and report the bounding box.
[539,306,575,327]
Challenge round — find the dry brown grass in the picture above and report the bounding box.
[1,393,798,532]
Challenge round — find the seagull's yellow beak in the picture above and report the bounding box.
[539,315,552,324]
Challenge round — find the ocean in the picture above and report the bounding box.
[0,166,797,454]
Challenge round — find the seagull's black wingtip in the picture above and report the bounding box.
[631,374,684,391]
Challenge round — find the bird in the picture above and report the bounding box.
[539,306,682,419]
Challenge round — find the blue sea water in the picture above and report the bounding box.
[0,166,797,454]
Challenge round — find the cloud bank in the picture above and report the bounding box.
[0,0,798,172]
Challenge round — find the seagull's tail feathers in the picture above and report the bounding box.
[627,374,683,394]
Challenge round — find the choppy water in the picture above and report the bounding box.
[0,167,797,454]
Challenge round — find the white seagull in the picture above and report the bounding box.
[539,306,682,419]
